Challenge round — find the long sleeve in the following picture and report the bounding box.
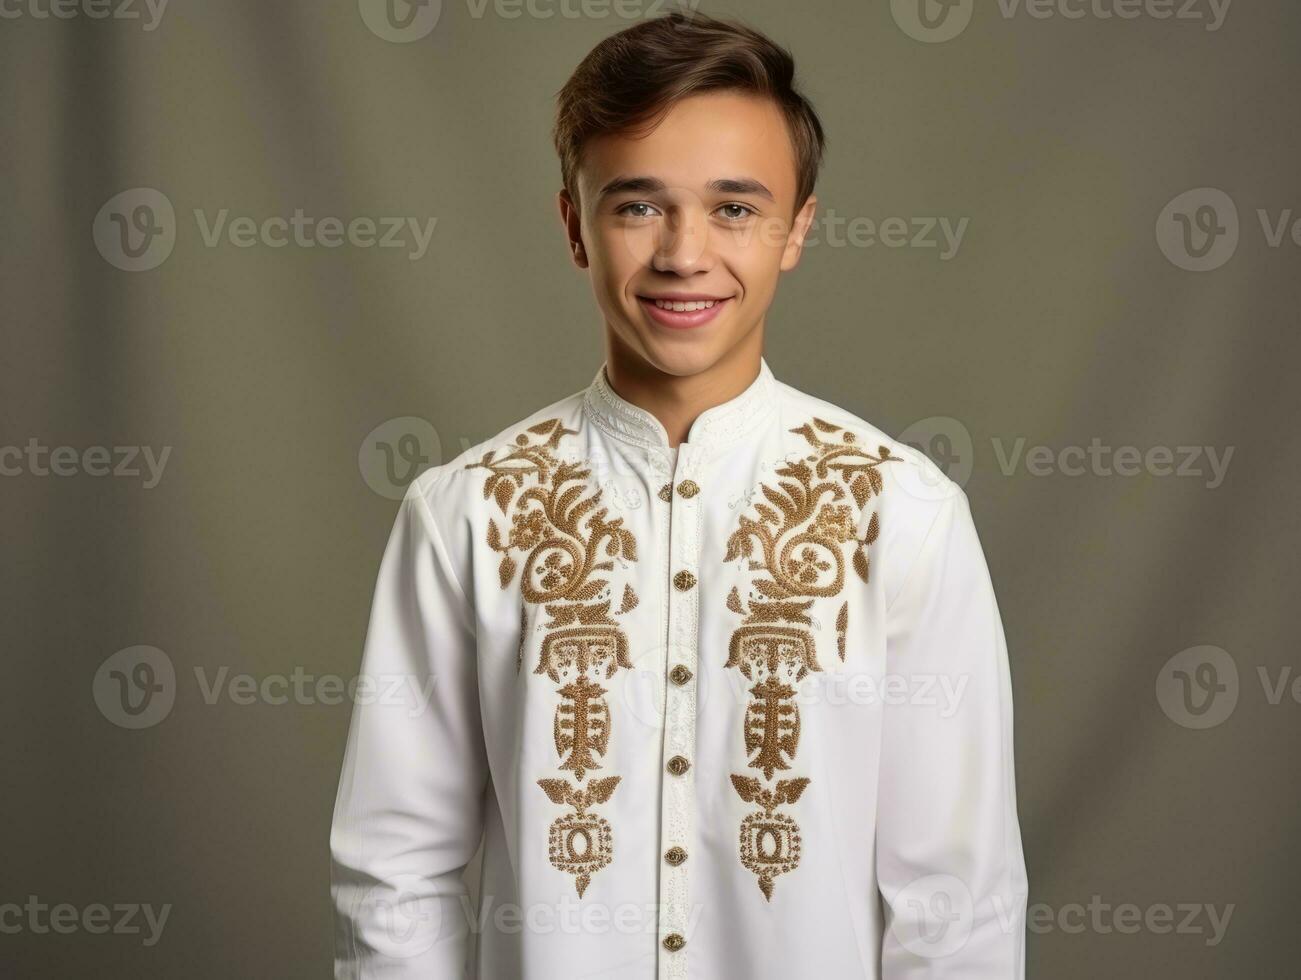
[875,488,1028,978]
[331,477,488,978]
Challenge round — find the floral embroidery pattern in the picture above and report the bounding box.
[466,418,639,897]
[722,417,899,899]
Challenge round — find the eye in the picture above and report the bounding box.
[617,202,661,219]
[716,203,757,221]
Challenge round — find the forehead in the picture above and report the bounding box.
[578,91,798,201]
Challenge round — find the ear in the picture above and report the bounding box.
[779,193,818,272]
[557,188,589,270]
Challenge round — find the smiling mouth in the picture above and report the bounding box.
[636,294,733,330]
[647,298,722,312]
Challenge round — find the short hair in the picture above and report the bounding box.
[553,10,826,212]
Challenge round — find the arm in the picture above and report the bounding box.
[876,488,1028,978]
[331,477,488,978]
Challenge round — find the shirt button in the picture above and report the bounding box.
[666,754,691,776]
[664,846,688,866]
[657,482,672,502]
[675,479,700,498]
[672,570,697,591]
[669,664,693,685]
[663,932,686,952]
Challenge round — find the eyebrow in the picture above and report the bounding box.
[597,176,776,202]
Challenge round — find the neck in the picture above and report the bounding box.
[602,329,765,449]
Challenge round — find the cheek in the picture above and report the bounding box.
[717,227,787,292]
[590,221,656,280]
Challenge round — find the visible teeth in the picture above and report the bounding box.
[654,299,717,312]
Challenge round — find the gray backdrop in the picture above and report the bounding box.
[2,1,1297,976]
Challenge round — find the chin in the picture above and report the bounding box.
[634,334,750,379]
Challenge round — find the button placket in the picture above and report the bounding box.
[657,445,701,978]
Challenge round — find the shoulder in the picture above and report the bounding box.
[772,376,970,608]
[402,386,589,540]
[772,375,962,500]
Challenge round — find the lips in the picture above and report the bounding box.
[637,295,732,330]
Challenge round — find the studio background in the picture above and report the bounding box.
[2,1,1297,976]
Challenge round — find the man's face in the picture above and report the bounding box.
[560,91,817,378]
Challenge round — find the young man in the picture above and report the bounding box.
[332,11,1028,979]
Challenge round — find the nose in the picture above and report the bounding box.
[651,206,714,276]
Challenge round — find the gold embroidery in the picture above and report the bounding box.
[657,482,672,503]
[732,775,808,900]
[722,417,899,899]
[467,418,639,897]
[537,776,619,898]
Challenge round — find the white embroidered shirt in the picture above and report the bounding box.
[331,356,1029,979]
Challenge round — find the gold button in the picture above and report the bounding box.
[673,570,696,591]
[666,754,690,776]
[664,846,687,866]
[657,482,672,502]
[676,479,700,498]
[663,932,686,951]
[669,664,693,685]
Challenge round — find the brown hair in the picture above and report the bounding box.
[553,10,826,211]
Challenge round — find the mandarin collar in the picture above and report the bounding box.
[582,356,778,454]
